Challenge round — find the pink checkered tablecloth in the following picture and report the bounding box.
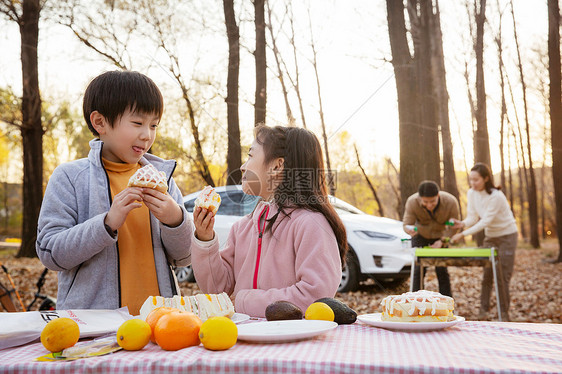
[1,320,561,374]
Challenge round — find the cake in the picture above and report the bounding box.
[139,292,235,321]
[128,164,168,193]
[194,186,221,214]
[380,290,455,322]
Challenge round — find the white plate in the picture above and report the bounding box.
[237,320,338,343]
[231,313,250,324]
[357,313,465,331]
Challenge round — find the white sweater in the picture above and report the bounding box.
[462,188,518,238]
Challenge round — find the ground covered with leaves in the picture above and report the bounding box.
[1,244,560,323]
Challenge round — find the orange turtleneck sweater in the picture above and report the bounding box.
[103,159,160,315]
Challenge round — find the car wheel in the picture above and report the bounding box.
[175,265,195,283]
[338,249,360,293]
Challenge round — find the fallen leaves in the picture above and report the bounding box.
[1,246,560,323]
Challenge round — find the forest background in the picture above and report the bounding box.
[0,0,561,263]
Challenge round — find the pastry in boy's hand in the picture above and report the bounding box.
[195,186,221,215]
[128,164,168,193]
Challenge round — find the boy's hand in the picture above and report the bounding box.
[105,187,144,231]
[193,206,215,242]
[141,188,183,227]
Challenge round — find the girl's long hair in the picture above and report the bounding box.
[255,125,348,266]
[471,162,499,194]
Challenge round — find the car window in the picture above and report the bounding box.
[218,191,260,216]
[184,190,259,216]
[331,198,364,215]
[184,198,195,212]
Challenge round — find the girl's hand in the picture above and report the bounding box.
[105,187,144,231]
[449,218,465,230]
[450,232,464,244]
[193,206,215,241]
[142,188,183,227]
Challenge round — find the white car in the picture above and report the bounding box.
[176,185,413,292]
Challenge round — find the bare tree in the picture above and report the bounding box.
[254,0,266,126]
[511,126,528,239]
[223,0,241,185]
[354,144,384,216]
[472,0,491,167]
[409,0,440,184]
[386,0,423,209]
[430,1,459,202]
[510,0,539,248]
[385,158,402,217]
[548,0,562,262]
[495,0,507,192]
[287,2,307,129]
[265,1,295,126]
[307,11,335,195]
[0,0,44,257]
[57,0,216,186]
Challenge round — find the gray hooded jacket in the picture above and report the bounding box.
[36,139,192,310]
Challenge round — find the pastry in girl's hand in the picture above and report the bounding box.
[194,186,221,215]
[128,164,168,193]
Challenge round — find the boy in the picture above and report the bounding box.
[36,71,192,315]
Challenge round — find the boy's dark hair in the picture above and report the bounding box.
[83,70,164,136]
[418,180,440,197]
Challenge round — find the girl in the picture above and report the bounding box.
[191,125,347,317]
[451,163,518,320]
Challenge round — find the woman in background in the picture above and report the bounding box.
[451,163,518,321]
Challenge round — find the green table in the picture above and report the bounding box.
[410,247,504,321]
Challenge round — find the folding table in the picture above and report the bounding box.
[410,247,504,321]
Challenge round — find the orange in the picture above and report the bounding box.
[154,311,202,351]
[146,307,177,343]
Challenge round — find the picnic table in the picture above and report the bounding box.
[1,317,561,373]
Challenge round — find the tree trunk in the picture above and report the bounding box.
[178,84,215,187]
[254,0,266,126]
[430,1,459,203]
[17,0,43,258]
[386,158,402,218]
[266,1,295,126]
[308,11,335,196]
[512,126,528,239]
[287,3,307,129]
[414,0,440,184]
[510,0,539,248]
[548,0,562,262]
[223,0,242,185]
[386,0,422,211]
[354,144,384,216]
[495,0,507,191]
[473,0,491,167]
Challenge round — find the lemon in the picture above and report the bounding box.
[305,302,335,321]
[40,317,80,353]
[199,316,238,351]
[116,319,152,351]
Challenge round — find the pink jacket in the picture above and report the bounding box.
[191,201,342,317]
